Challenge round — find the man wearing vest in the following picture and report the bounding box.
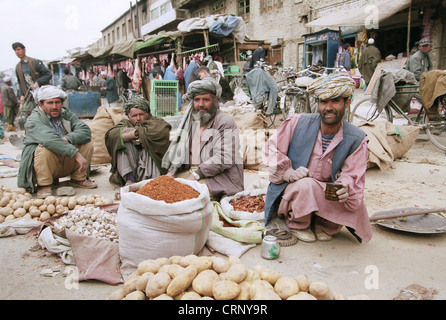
[13,42,51,113]
[263,74,372,243]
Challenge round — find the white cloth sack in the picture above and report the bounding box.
[220,188,266,222]
[37,227,75,265]
[206,231,256,258]
[0,217,42,237]
[118,178,213,275]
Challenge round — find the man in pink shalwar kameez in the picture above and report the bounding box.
[263,74,372,243]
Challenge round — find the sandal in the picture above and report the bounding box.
[70,179,98,189]
[37,186,52,199]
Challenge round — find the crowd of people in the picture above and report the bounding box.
[0,35,437,244]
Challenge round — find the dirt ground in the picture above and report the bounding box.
[0,100,445,300]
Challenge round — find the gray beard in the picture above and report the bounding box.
[192,108,217,126]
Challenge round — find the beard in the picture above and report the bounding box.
[192,103,218,126]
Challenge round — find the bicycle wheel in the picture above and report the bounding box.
[281,93,309,119]
[423,104,446,151]
[350,97,392,123]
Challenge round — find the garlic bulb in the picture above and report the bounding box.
[53,206,118,243]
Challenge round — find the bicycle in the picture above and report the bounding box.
[349,84,446,151]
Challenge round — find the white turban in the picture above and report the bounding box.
[33,85,68,103]
[3,76,11,83]
[101,71,107,76]
[307,73,356,101]
[368,38,375,45]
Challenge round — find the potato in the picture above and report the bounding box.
[251,286,282,300]
[29,209,41,218]
[39,204,47,212]
[60,197,69,207]
[226,263,248,284]
[192,269,219,296]
[108,287,127,300]
[23,213,32,219]
[152,294,173,300]
[47,204,56,215]
[249,280,274,298]
[12,201,24,211]
[0,197,9,207]
[309,281,334,300]
[287,292,317,300]
[294,274,310,292]
[192,256,213,273]
[260,268,281,285]
[33,199,44,207]
[274,276,299,299]
[17,187,26,194]
[0,207,13,217]
[44,196,56,205]
[122,275,139,295]
[212,256,230,273]
[137,259,162,275]
[5,215,15,222]
[166,265,198,297]
[228,255,242,265]
[0,215,4,223]
[67,199,77,210]
[235,281,251,300]
[212,280,241,300]
[55,204,65,215]
[158,264,172,274]
[179,254,199,267]
[155,257,170,266]
[123,290,146,300]
[146,272,171,298]
[13,208,27,218]
[169,255,182,264]
[244,269,260,283]
[180,291,202,300]
[135,272,154,291]
[166,264,184,279]
[39,212,51,221]
[23,201,32,211]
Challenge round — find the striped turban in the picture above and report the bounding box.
[124,95,150,115]
[307,73,356,101]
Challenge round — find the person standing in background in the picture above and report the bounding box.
[1,76,20,130]
[358,38,381,85]
[100,71,119,108]
[339,43,352,72]
[250,41,266,69]
[12,42,51,113]
[61,69,82,91]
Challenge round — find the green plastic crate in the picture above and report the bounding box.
[150,80,179,117]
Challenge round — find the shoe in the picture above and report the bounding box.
[314,227,333,241]
[290,227,316,243]
[70,179,98,189]
[37,186,52,199]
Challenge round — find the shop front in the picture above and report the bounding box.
[304,28,339,69]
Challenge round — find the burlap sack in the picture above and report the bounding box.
[385,123,420,159]
[358,121,394,171]
[90,106,125,165]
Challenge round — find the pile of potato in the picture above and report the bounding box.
[108,254,353,300]
[0,184,114,224]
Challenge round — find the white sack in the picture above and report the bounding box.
[118,178,213,276]
[220,188,266,222]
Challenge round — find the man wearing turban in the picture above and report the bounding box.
[262,74,372,243]
[17,85,97,198]
[162,79,244,200]
[105,96,171,194]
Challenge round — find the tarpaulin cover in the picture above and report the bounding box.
[306,0,411,27]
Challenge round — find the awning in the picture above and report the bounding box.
[88,44,114,58]
[110,40,137,58]
[306,0,411,27]
[134,35,178,52]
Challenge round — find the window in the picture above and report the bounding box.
[151,7,159,20]
[192,8,206,18]
[122,23,126,37]
[116,27,120,41]
[261,0,283,13]
[211,0,226,14]
[238,0,250,16]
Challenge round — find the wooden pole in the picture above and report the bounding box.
[407,1,412,57]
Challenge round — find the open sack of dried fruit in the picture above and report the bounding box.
[220,188,266,222]
[118,176,213,278]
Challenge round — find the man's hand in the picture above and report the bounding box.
[32,82,40,90]
[336,184,349,203]
[289,166,310,183]
[166,171,175,178]
[74,152,88,173]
